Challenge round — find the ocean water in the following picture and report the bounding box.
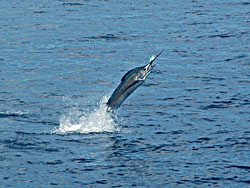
[0,0,249,187]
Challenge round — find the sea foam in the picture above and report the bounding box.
[52,96,121,134]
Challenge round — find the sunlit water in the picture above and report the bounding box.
[0,0,249,187]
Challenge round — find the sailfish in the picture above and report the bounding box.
[107,49,164,111]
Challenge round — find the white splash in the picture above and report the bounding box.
[52,96,121,134]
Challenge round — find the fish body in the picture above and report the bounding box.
[107,50,164,111]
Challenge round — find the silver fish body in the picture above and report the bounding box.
[107,50,164,111]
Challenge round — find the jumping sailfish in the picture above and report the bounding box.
[107,49,164,111]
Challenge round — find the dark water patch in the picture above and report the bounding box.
[57,138,90,144]
[224,138,236,142]
[62,2,84,6]
[244,131,250,135]
[185,88,199,92]
[169,130,185,135]
[197,137,211,141]
[154,131,167,135]
[150,144,177,153]
[70,158,94,163]
[63,168,82,174]
[83,168,95,172]
[156,111,167,116]
[0,156,6,161]
[188,76,225,81]
[41,92,64,98]
[214,130,229,134]
[71,51,102,58]
[223,139,249,147]
[185,8,211,16]
[96,180,108,185]
[201,117,216,122]
[240,180,250,184]
[15,131,52,136]
[200,100,235,110]
[187,21,213,26]
[230,97,240,101]
[1,134,59,153]
[214,124,222,127]
[143,82,159,87]
[82,33,139,42]
[33,11,46,14]
[13,119,59,126]
[157,97,174,101]
[203,77,225,81]
[238,80,250,84]
[215,100,233,104]
[45,160,63,165]
[3,139,39,150]
[224,54,248,62]
[229,165,250,170]
[201,104,229,110]
[200,145,216,149]
[230,2,250,6]
[83,34,117,41]
[241,2,250,5]
[179,178,211,185]
[153,69,163,75]
[50,183,59,186]
[209,33,236,38]
[44,148,60,152]
[197,33,237,39]
[237,99,250,106]
[0,91,9,95]
[26,161,42,165]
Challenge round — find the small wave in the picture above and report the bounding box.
[0,110,30,118]
[52,96,122,134]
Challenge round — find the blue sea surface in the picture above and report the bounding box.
[0,0,249,187]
